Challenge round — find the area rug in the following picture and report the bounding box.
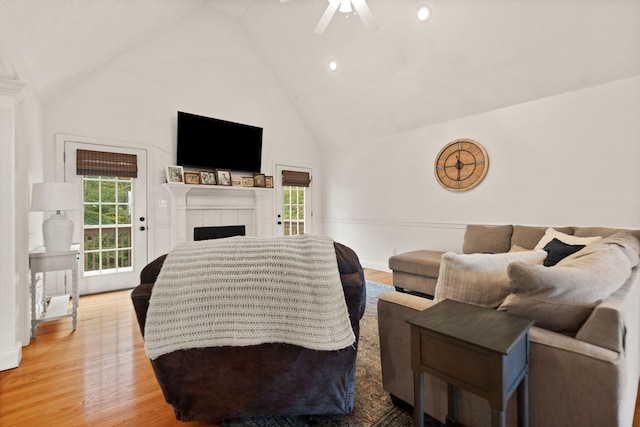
[222,281,443,427]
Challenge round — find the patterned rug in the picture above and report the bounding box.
[223,281,443,427]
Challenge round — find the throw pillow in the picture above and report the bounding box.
[434,250,547,308]
[498,243,633,334]
[542,238,585,266]
[561,231,640,267]
[534,227,601,250]
[512,225,574,250]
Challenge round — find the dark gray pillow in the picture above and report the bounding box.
[543,238,585,267]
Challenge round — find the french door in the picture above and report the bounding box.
[275,165,312,236]
[63,138,148,295]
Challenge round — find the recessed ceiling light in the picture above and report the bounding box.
[417,5,431,22]
[328,60,339,72]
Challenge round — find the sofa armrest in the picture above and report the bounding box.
[530,327,619,363]
[575,269,638,354]
[575,294,625,354]
[131,282,154,337]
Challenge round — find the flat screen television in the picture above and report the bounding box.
[177,111,263,173]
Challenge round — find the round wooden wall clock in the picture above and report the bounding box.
[434,138,489,191]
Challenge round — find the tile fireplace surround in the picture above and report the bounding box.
[163,183,273,249]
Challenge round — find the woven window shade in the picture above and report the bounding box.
[76,149,138,178]
[282,170,311,187]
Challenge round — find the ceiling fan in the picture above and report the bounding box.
[281,0,379,34]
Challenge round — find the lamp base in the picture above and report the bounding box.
[43,212,74,252]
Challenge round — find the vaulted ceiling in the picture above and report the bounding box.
[1,0,639,148]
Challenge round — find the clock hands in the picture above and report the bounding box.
[443,152,478,182]
[435,139,488,191]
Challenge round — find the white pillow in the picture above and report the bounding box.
[499,243,632,334]
[434,250,548,308]
[534,228,601,250]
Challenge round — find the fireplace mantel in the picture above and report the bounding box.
[163,183,273,248]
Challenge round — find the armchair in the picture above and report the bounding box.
[131,241,366,423]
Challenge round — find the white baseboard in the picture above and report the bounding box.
[361,260,391,272]
[0,343,22,371]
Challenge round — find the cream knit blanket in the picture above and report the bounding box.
[144,234,355,360]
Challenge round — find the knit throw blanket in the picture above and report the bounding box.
[144,234,355,360]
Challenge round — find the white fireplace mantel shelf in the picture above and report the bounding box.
[163,183,273,248]
[163,182,273,196]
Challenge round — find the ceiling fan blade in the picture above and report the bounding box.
[351,0,379,32]
[314,0,340,34]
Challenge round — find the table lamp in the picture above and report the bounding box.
[31,182,82,252]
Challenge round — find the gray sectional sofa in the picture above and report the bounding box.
[380,224,640,426]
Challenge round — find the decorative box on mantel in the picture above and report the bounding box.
[163,183,273,249]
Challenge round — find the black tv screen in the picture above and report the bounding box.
[177,111,263,173]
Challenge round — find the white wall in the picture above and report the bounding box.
[44,5,322,259]
[323,76,640,270]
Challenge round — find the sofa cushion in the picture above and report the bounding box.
[462,224,513,254]
[542,238,585,267]
[573,226,640,242]
[499,241,634,334]
[388,250,443,278]
[434,250,547,308]
[511,225,573,250]
[534,227,602,250]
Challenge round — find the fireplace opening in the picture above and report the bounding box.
[194,225,246,241]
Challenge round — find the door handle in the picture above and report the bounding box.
[139,226,146,231]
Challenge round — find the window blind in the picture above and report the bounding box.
[282,170,311,187]
[76,149,138,178]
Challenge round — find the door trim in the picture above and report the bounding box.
[56,134,150,294]
[275,164,313,236]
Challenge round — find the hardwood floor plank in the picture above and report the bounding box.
[1,269,638,426]
[0,289,208,427]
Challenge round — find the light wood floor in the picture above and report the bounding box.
[0,269,637,427]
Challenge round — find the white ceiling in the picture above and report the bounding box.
[1,0,639,148]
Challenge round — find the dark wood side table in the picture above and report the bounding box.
[407,299,534,427]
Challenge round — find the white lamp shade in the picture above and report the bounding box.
[31,182,81,252]
[31,182,81,212]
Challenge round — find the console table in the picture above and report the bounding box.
[407,299,534,427]
[29,248,79,338]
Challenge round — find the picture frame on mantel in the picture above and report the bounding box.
[253,174,266,187]
[200,171,216,185]
[166,165,184,183]
[184,172,200,185]
[215,169,232,186]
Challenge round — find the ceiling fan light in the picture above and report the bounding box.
[417,5,431,22]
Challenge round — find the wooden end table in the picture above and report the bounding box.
[407,299,534,427]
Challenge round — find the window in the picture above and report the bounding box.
[284,186,306,235]
[82,176,133,275]
[281,169,311,236]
